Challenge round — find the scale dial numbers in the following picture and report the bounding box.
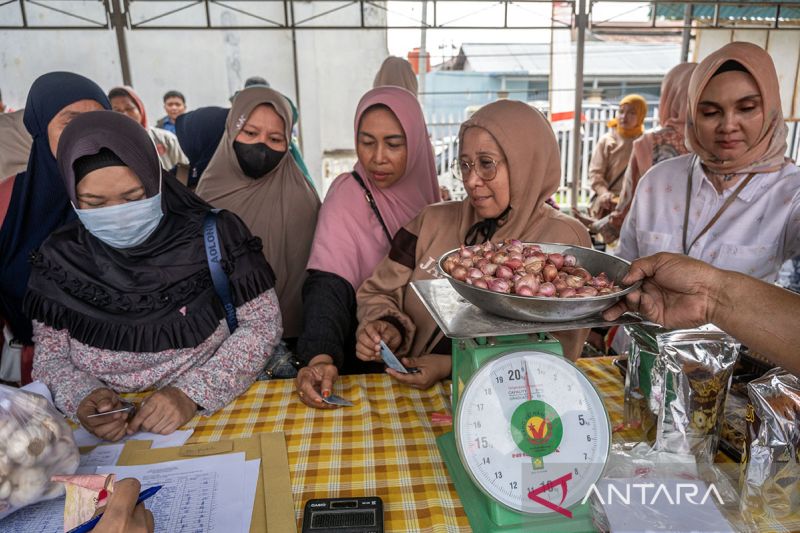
[455,351,610,515]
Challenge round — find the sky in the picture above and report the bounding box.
[386,1,653,62]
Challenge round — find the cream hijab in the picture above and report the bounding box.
[686,42,787,175]
[197,87,320,338]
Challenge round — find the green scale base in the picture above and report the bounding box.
[444,334,598,533]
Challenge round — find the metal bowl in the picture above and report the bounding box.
[437,243,640,323]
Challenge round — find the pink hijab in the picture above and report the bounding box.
[307,86,440,289]
[659,62,696,130]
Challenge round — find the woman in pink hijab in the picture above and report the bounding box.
[294,86,440,407]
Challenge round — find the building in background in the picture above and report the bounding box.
[422,40,680,118]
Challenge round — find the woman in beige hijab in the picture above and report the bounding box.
[618,42,800,283]
[355,100,591,389]
[373,56,419,96]
[197,87,320,341]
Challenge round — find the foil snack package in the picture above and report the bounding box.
[654,329,740,464]
[623,323,668,441]
[741,368,800,523]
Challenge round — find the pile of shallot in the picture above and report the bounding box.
[441,240,623,298]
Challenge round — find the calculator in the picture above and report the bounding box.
[301,497,383,533]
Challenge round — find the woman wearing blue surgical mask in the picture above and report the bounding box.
[24,111,282,441]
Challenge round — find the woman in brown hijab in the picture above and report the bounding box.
[373,56,419,96]
[196,87,320,341]
[354,100,591,389]
[590,63,696,243]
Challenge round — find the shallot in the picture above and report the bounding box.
[442,239,622,299]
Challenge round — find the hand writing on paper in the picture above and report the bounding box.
[78,388,128,442]
[386,354,451,390]
[94,478,154,533]
[356,320,402,362]
[127,386,196,436]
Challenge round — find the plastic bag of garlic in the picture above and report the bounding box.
[0,384,80,519]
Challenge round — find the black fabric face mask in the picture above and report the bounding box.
[233,141,285,179]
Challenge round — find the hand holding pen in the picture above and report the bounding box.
[70,478,158,533]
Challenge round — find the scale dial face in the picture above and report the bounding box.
[455,350,610,515]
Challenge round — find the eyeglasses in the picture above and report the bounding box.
[452,157,504,182]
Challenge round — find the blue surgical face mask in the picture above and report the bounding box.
[75,193,164,249]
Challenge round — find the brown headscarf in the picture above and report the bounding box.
[196,87,320,338]
[455,100,587,243]
[357,100,590,359]
[373,56,419,96]
[686,41,787,174]
[659,63,696,130]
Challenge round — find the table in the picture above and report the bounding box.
[123,357,794,532]
[138,357,627,532]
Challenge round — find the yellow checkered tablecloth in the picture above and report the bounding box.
[176,373,470,532]
[121,357,625,532]
[118,356,798,532]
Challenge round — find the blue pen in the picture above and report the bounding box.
[67,485,163,533]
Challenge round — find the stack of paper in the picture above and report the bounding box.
[0,453,260,533]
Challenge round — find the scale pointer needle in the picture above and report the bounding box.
[524,360,532,401]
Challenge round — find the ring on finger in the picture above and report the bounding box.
[298,390,304,398]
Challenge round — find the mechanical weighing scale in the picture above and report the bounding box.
[412,278,640,533]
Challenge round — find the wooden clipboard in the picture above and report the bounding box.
[116,433,295,532]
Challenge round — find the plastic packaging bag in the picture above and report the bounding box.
[0,384,80,519]
[654,329,740,464]
[623,323,668,441]
[740,368,800,524]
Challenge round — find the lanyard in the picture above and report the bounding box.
[681,155,757,255]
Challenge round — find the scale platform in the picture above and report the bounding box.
[410,279,641,339]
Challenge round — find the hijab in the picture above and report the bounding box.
[307,86,440,289]
[455,100,590,245]
[373,56,419,96]
[110,86,149,128]
[686,41,787,175]
[197,87,320,338]
[24,111,274,352]
[659,63,696,131]
[175,106,229,187]
[0,72,110,344]
[607,94,647,138]
[0,110,32,180]
[361,100,590,358]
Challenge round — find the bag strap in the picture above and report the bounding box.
[351,171,393,243]
[203,209,238,334]
[607,167,627,192]
[682,155,757,255]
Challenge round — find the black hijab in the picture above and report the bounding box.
[0,72,110,344]
[24,111,275,352]
[175,106,228,188]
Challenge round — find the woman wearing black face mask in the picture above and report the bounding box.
[196,88,320,348]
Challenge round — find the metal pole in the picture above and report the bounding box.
[290,0,304,153]
[680,3,693,62]
[419,0,428,101]
[570,0,586,209]
[110,0,132,85]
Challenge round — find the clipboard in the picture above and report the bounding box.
[116,432,295,533]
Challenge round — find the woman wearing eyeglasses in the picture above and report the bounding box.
[355,100,591,389]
